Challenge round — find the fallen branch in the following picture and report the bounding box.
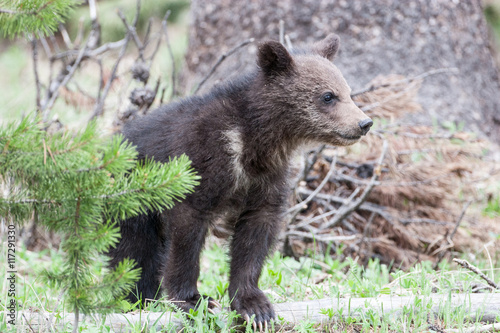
[433,200,472,269]
[286,230,356,243]
[320,140,388,230]
[453,259,500,290]
[296,189,395,226]
[15,293,500,331]
[285,154,337,216]
[448,323,500,333]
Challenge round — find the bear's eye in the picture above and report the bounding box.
[322,92,337,104]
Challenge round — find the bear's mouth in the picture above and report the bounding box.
[339,134,361,141]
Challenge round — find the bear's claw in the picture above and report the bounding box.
[172,293,220,313]
[233,290,274,332]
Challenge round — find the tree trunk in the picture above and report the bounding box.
[183,0,500,143]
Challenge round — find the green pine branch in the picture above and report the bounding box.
[1,115,199,318]
[0,0,76,38]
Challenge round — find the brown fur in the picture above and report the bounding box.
[108,34,372,326]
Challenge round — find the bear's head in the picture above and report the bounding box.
[257,34,372,146]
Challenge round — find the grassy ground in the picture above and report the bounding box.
[0,232,499,332]
[1,1,500,332]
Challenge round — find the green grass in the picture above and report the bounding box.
[1,229,499,332]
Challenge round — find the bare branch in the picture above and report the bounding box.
[88,0,97,22]
[143,18,154,46]
[41,31,97,119]
[453,258,500,290]
[351,67,459,98]
[22,313,35,333]
[96,59,104,101]
[74,17,85,48]
[449,200,472,240]
[433,200,472,268]
[31,38,42,112]
[399,218,453,226]
[131,0,141,27]
[279,20,285,45]
[39,37,52,57]
[285,154,337,216]
[58,23,72,49]
[49,39,127,61]
[320,140,388,230]
[91,32,131,120]
[49,35,61,54]
[117,9,144,58]
[297,188,395,225]
[297,144,326,187]
[284,35,293,49]
[287,230,357,243]
[161,10,176,98]
[360,83,416,112]
[194,38,255,95]
[87,0,100,49]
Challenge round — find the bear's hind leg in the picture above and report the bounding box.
[109,212,165,304]
[162,206,220,312]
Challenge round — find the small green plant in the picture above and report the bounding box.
[484,194,500,217]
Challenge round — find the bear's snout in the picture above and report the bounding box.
[358,118,373,136]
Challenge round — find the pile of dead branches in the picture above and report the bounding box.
[283,73,500,268]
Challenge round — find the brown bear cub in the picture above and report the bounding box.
[109,34,372,328]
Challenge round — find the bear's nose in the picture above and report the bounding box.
[358,118,373,135]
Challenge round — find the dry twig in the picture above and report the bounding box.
[453,258,500,290]
[91,31,131,119]
[194,38,255,95]
[320,140,388,230]
[433,201,471,268]
[31,38,41,111]
[285,154,337,216]
[41,30,95,120]
[161,10,176,97]
[351,67,459,98]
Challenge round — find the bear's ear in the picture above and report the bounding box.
[313,33,340,61]
[257,41,295,75]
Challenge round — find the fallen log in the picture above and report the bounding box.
[11,293,500,331]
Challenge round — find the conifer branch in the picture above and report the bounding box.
[0,0,76,39]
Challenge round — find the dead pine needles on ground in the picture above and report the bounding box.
[283,72,500,268]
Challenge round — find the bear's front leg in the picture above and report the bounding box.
[228,206,282,330]
[162,206,220,312]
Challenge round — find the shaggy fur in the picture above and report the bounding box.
[108,34,372,326]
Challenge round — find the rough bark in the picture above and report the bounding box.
[183,0,500,143]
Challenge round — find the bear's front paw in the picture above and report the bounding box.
[231,289,275,332]
[171,293,221,314]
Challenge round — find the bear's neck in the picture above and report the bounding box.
[219,73,301,177]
